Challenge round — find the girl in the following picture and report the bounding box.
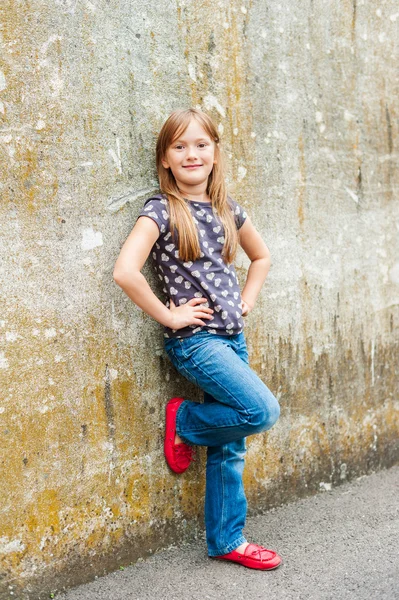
[113,108,282,570]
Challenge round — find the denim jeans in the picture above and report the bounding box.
[164,330,280,557]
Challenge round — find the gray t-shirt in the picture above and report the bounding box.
[136,193,248,339]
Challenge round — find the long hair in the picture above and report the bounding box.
[155,108,239,265]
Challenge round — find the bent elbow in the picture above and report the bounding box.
[113,267,121,281]
[113,269,140,287]
[113,269,128,286]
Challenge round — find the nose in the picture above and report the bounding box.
[186,145,199,160]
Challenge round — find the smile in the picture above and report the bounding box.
[183,165,203,169]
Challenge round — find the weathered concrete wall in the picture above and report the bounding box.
[0,0,398,597]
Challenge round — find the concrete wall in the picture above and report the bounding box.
[1,0,398,597]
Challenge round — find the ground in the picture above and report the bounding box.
[59,465,399,600]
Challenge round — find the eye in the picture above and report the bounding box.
[198,143,207,148]
[174,144,184,150]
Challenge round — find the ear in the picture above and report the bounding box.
[161,157,170,169]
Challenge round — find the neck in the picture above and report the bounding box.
[177,182,209,203]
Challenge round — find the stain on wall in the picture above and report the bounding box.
[0,0,398,598]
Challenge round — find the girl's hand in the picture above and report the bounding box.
[168,298,214,330]
[240,299,253,317]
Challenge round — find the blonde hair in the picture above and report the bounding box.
[156,108,239,265]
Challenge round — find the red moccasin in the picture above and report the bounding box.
[213,543,282,570]
[164,397,194,474]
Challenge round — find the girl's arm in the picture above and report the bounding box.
[113,217,214,329]
[238,216,271,312]
[113,217,175,328]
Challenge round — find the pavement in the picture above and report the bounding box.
[59,465,399,600]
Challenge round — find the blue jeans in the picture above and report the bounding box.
[164,330,280,557]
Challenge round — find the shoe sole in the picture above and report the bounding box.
[210,556,282,570]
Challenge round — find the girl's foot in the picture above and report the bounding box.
[212,543,282,570]
[234,542,249,553]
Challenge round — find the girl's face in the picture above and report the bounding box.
[161,118,216,191]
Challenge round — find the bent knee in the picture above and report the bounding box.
[247,395,280,433]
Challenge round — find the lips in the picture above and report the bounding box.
[183,165,203,168]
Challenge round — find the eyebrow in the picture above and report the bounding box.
[172,137,211,143]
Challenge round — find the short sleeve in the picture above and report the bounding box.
[228,196,248,230]
[136,196,170,237]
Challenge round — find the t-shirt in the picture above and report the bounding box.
[136,193,248,339]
